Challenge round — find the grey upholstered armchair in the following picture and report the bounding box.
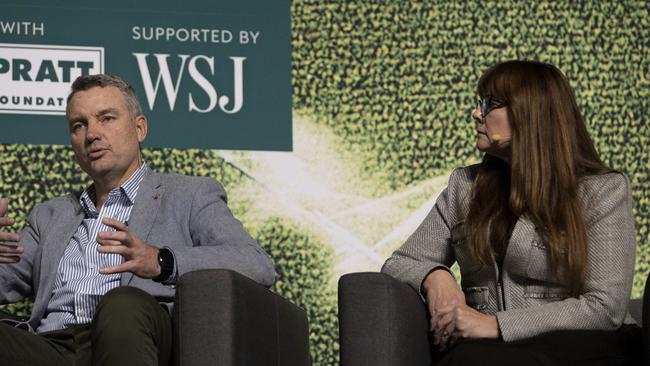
[1,269,311,366]
[338,272,649,366]
[174,269,310,366]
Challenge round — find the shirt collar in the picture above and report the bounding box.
[79,163,150,216]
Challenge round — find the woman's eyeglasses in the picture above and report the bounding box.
[477,96,507,118]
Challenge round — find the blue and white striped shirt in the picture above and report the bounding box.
[37,164,148,333]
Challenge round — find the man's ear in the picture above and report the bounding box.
[135,115,148,143]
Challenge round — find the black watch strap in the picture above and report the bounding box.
[153,248,174,283]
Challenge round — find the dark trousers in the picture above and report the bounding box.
[436,325,643,366]
[0,287,172,366]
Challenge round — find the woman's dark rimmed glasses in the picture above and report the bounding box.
[477,96,507,118]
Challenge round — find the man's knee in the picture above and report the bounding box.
[93,286,168,337]
[96,286,158,318]
[91,287,172,366]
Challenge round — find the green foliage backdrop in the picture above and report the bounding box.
[254,218,338,365]
[291,0,649,297]
[0,1,648,365]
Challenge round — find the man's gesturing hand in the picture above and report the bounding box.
[96,217,161,278]
[0,198,24,264]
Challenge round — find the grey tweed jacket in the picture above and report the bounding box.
[0,168,276,332]
[382,165,636,342]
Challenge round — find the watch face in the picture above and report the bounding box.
[155,248,174,282]
[162,250,173,268]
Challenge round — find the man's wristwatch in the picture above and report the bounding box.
[153,247,174,283]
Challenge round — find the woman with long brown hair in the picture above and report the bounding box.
[382,60,641,364]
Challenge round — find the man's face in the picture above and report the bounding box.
[67,86,147,184]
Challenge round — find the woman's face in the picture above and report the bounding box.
[472,100,513,160]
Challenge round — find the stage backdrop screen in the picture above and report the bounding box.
[0,0,292,151]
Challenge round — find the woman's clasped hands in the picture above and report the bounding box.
[422,269,499,351]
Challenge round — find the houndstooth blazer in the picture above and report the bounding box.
[382,165,637,342]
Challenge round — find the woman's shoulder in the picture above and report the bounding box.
[440,165,480,218]
[579,171,632,217]
[579,171,630,197]
[448,164,480,186]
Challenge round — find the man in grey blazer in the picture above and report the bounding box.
[0,74,275,366]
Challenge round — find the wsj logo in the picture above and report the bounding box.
[133,53,245,114]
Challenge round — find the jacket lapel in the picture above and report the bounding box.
[503,217,538,275]
[33,195,85,317]
[120,170,163,286]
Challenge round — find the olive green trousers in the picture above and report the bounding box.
[0,287,172,366]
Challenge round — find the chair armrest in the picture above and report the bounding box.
[338,272,433,366]
[172,269,310,366]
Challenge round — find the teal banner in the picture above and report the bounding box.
[0,0,292,150]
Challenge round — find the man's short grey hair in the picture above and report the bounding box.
[66,74,143,119]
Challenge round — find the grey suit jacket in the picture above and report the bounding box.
[382,165,636,341]
[0,168,276,331]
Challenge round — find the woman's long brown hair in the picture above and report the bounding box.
[465,61,611,296]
